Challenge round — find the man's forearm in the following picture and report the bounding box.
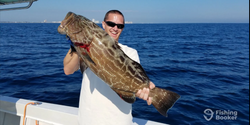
[63,49,80,75]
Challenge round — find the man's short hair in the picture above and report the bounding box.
[104,10,125,24]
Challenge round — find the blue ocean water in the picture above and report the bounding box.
[0,23,249,125]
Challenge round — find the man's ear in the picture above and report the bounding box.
[102,21,106,30]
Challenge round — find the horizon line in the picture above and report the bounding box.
[0,21,249,24]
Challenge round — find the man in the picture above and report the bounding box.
[63,10,155,125]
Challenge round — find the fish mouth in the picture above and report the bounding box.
[58,12,75,34]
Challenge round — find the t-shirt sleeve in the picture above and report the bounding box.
[119,43,140,64]
[129,49,140,64]
[124,48,140,64]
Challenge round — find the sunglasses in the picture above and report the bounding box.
[105,21,125,29]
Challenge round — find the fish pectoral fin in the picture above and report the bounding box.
[112,88,136,103]
[84,52,96,65]
[80,58,88,74]
[78,49,96,65]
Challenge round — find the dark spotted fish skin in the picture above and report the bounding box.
[58,12,180,117]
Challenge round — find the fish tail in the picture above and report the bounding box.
[150,87,180,117]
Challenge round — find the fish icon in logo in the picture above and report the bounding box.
[204,109,214,121]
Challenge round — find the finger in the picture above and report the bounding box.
[139,89,145,99]
[147,97,152,105]
[136,89,142,97]
[149,82,156,89]
[140,88,146,100]
[143,88,149,100]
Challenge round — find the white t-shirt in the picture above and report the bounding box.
[78,43,140,125]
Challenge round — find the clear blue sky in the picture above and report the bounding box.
[0,0,249,23]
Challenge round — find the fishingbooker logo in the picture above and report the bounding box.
[204,109,214,121]
[204,109,238,121]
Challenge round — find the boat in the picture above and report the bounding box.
[0,1,169,125]
[0,96,168,125]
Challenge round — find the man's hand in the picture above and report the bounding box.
[136,81,155,105]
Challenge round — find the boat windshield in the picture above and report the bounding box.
[0,0,37,11]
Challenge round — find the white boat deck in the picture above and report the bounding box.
[0,96,168,125]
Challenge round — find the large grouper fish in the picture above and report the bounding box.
[58,12,180,117]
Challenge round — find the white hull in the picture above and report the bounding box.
[0,96,168,125]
